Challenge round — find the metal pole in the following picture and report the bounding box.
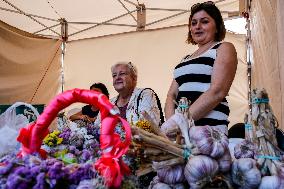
[60,18,68,93]
[243,0,252,114]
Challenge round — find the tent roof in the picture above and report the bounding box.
[0,0,242,41]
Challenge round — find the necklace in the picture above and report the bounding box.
[191,41,217,58]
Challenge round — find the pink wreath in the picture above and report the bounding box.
[17,88,131,188]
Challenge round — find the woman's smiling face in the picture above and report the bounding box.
[112,64,136,93]
[189,10,217,45]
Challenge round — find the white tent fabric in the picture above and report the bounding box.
[0,0,250,128]
[0,0,240,41]
[64,25,247,127]
[250,0,284,130]
[0,20,61,104]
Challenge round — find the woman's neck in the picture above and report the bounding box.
[117,89,133,107]
[192,40,216,58]
[198,40,216,48]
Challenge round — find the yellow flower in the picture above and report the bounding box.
[48,142,53,146]
[53,130,60,135]
[136,120,152,132]
[57,138,63,144]
[43,135,51,143]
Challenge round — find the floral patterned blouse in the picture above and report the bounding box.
[94,87,161,127]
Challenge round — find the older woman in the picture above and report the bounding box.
[165,1,238,134]
[110,61,163,126]
[94,61,163,188]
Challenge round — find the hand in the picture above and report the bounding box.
[80,115,91,122]
[176,97,190,118]
[175,97,194,126]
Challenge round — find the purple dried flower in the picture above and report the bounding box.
[33,172,46,189]
[0,177,7,188]
[83,139,100,151]
[80,150,92,162]
[23,155,42,167]
[68,145,76,152]
[0,162,14,175]
[6,166,33,189]
[59,127,71,143]
[68,163,95,185]
[47,161,69,188]
[85,125,100,141]
[69,134,84,149]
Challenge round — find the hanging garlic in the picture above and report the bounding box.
[259,175,283,189]
[189,126,229,158]
[184,155,219,189]
[156,164,186,185]
[234,140,256,159]
[231,158,262,189]
[274,161,284,179]
[216,148,232,173]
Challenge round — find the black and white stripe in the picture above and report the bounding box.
[174,43,229,126]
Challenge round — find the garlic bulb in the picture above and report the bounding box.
[172,183,187,189]
[148,176,160,189]
[189,126,229,158]
[161,117,179,139]
[184,155,219,189]
[259,175,283,189]
[217,148,232,173]
[156,164,185,185]
[151,183,172,189]
[234,140,256,159]
[231,158,262,189]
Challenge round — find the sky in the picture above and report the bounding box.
[224,17,247,34]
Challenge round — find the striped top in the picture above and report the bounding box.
[174,43,229,126]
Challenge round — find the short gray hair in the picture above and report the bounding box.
[111,61,138,79]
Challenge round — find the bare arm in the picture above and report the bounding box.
[69,110,84,121]
[165,79,179,120]
[189,42,238,121]
[69,110,95,122]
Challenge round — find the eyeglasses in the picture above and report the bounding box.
[190,1,215,12]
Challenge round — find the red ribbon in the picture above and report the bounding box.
[95,116,131,187]
[95,156,130,188]
[16,88,131,187]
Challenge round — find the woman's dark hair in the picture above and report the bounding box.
[187,1,226,45]
[90,82,109,98]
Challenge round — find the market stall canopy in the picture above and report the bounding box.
[0,0,244,41]
[0,0,248,128]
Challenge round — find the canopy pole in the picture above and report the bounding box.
[241,0,252,113]
[137,4,146,31]
[60,18,68,93]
